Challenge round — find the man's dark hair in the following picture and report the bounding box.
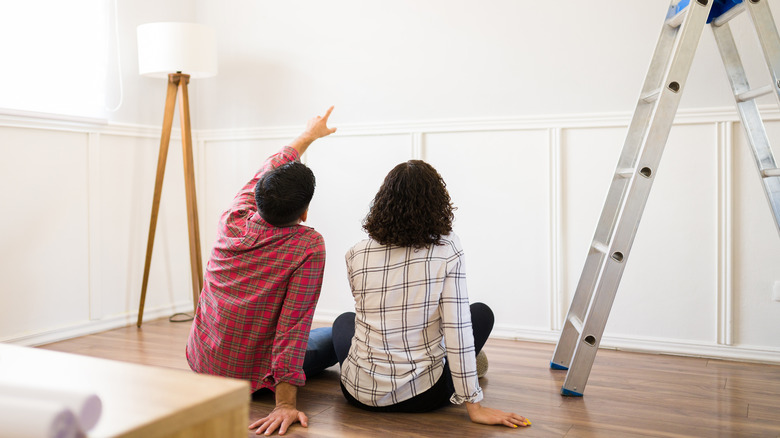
[254,161,316,227]
[363,160,455,248]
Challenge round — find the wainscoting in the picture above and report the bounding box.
[2,107,779,364]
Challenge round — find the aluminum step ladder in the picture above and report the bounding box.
[550,0,780,397]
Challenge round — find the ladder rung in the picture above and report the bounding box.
[711,2,746,27]
[737,85,774,102]
[640,88,662,103]
[592,241,609,254]
[763,168,780,178]
[616,168,635,178]
[665,8,687,28]
[568,315,583,334]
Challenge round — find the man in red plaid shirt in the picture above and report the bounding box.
[187,107,338,436]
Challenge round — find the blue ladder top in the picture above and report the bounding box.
[667,0,743,23]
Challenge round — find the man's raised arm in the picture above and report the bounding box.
[289,106,337,156]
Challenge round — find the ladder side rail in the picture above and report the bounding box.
[713,18,780,235]
[619,10,690,167]
[745,0,780,233]
[597,20,686,245]
[550,249,605,370]
[713,11,779,170]
[746,0,780,104]
[550,15,684,371]
[560,0,714,396]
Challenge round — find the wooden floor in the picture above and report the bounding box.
[39,318,780,437]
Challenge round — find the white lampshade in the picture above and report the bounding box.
[137,22,217,78]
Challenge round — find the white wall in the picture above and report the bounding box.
[189,0,776,127]
[1,1,779,364]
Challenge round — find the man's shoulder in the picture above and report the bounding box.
[295,226,326,249]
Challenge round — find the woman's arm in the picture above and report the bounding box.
[439,236,531,427]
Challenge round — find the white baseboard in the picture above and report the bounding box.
[490,325,780,365]
[4,301,194,347]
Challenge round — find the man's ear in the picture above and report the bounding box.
[299,209,308,223]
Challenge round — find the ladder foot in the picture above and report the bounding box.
[550,361,569,371]
[561,388,584,397]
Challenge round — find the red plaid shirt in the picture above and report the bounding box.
[186,146,326,391]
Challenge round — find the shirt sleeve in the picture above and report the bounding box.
[229,146,300,214]
[439,237,483,405]
[264,235,327,387]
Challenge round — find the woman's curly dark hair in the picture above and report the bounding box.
[363,160,455,248]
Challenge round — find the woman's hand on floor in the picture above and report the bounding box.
[465,401,531,428]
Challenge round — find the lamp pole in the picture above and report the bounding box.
[137,73,203,327]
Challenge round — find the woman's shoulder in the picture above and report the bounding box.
[439,232,463,249]
[346,237,381,257]
[428,233,463,261]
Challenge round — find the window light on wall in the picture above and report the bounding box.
[0,0,110,120]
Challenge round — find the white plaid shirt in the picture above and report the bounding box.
[341,233,483,406]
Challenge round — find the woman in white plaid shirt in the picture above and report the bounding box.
[332,160,531,428]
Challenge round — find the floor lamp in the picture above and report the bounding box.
[136,22,217,327]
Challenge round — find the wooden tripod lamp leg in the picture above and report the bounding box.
[177,76,204,311]
[138,75,179,327]
[138,73,205,327]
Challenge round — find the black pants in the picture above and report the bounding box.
[332,302,494,413]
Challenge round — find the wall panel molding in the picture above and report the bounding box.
[3,106,779,366]
[87,132,103,320]
[4,105,780,141]
[717,121,734,346]
[0,108,107,129]
[549,127,564,331]
[194,105,780,143]
[411,132,424,159]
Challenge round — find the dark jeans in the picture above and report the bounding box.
[251,326,338,399]
[303,326,338,377]
[332,302,495,413]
